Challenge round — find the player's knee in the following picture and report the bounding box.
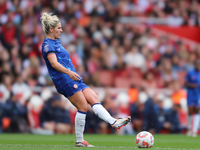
[90,94,99,105]
[83,103,88,112]
[78,103,88,112]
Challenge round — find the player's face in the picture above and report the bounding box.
[53,23,63,39]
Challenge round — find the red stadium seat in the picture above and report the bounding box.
[114,77,132,88]
[98,70,114,87]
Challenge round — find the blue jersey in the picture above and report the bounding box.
[42,38,80,90]
[185,69,200,101]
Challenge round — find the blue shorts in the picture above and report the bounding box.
[56,80,89,98]
[187,98,200,107]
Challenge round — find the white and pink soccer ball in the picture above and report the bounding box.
[135,131,154,148]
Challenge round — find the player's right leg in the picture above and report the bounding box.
[192,106,200,137]
[68,91,94,147]
[111,116,131,130]
[82,88,131,130]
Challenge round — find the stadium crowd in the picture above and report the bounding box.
[0,0,200,134]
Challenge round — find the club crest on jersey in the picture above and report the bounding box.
[44,44,49,52]
[73,84,78,89]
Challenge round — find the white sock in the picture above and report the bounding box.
[75,111,86,143]
[92,103,116,124]
[187,115,191,131]
[193,114,200,134]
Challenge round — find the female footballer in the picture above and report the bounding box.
[40,12,131,147]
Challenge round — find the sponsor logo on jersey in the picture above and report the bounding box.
[73,84,78,89]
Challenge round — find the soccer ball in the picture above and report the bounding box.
[135,131,154,148]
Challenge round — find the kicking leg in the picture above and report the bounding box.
[83,88,131,130]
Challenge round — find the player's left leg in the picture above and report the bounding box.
[187,106,194,136]
[68,91,94,147]
[82,88,131,130]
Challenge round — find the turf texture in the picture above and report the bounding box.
[0,134,200,150]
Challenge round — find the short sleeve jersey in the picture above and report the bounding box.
[185,69,200,100]
[42,38,79,90]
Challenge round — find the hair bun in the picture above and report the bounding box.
[40,12,60,35]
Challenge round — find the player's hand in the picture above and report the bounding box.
[68,70,81,81]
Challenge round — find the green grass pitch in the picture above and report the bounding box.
[0,134,200,150]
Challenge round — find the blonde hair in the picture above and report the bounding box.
[40,12,60,35]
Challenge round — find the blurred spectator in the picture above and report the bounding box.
[142,71,158,89]
[124,45,146,69]
[0,72,12,94]
[167,104,182,133]
[160,58,178,86]
[155,100,171,133]
[60,24,76,47]
[128,85,139,104]
[155,100,181,133]
[40,95,71,134]
[171,80,186,105]
[0,72,10,103]
[116,92,134,135]
[167,9,183,26]
[130,99,143,132]
[1,20,17,50]
[0,103,5,133]
[27,94,44,131]
[114,46,126,70]
[12,74,31,105]
[3,93,29,133]
[143,96,157,134]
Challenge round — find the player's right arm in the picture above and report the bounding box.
[47,54,81,81]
